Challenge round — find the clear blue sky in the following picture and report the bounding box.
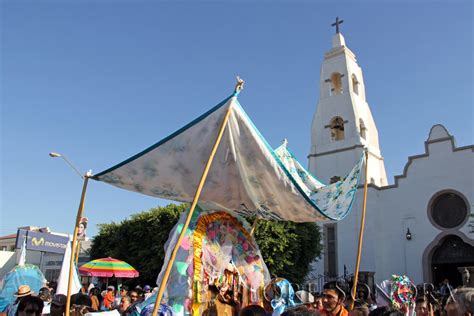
[1,1,472,237]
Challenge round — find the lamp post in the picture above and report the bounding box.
[406,228,412,241]
[49,152,91,316]
[49,152,84,179]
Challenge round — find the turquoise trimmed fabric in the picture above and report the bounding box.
[93,95,363,222]
[275,145,363,220]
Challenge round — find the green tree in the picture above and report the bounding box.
[90,203,186,285]
[90,204,322,285]
[252,220,322,284]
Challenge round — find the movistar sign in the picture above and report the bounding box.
[16,229,69,254]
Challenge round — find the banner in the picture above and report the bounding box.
[77,217,88,241]
[15,229,69,254]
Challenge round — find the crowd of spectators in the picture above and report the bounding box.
[3,282,156,316]
[3,279,472,316]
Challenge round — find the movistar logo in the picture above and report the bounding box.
[31,237,45,246]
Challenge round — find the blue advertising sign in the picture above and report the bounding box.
[15,229,69,254]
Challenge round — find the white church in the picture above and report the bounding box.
[308,26,474,288]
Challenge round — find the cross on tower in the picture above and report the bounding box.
[331,16,344,34]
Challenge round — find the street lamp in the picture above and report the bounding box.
[49,152,84,179]
[49,151,91,316]
[406,228,412,241]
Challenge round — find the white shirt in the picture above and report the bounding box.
[42,302,51,315]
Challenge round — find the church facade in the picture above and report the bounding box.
[308,31,474,287]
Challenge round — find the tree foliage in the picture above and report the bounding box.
[90,203,186,285]
[252,219,322,284]
[90,204,322,286]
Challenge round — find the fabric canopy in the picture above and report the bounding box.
[79,258,139,278]
[93,94,363,222]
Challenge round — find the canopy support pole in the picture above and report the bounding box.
[350,150,369,310]
[250,217,259,236]
[151,97,236,316]
[65,174,90,316]
[75,241,81,265]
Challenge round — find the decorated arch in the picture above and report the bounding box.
[153,207,270,315]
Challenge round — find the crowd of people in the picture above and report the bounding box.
[202,278,473,316]
[3,279,472,316]
[264,279,473,316]
[2,282,157,316]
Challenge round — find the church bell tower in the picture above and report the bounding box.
[309,20,387,186]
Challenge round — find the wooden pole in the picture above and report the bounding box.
[250,217,259,236]
[75,241,81,265]
[350,150,369,310]
[65,175,90,316]
[150,97,236,316]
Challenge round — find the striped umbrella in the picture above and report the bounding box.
[79,257,139,278]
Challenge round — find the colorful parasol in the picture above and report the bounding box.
[79,257,139,278]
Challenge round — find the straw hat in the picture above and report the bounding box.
[296,290,315,304]
[15,285,33,297]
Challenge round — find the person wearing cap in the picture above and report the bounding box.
[103,286,115,310]
[38,287,52,315]
[142,286,152,302]
[7,285,34,316]
[50,294,66,316]
[321,281,348,316]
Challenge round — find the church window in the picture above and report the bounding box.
[325,224,337,277]
[330,72,343,95]
[325,78,333,96]
[330,117,345,141]
[359,119,367,139]
[430,192,468,229]
[352,74,359,95]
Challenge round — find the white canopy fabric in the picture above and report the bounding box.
[93,94,363,222]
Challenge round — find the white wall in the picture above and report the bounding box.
[0,251,16,280]
[333,130,473,285]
